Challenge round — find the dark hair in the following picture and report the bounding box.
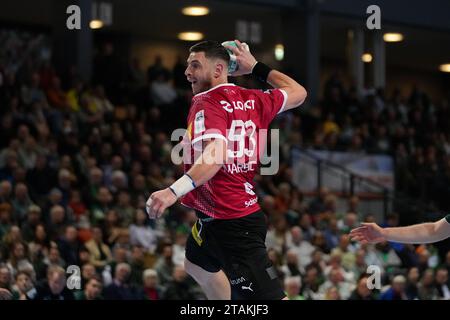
[189,40,230,64]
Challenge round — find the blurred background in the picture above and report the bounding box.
[0,0,449,300]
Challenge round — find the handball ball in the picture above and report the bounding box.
[222,40,250,75]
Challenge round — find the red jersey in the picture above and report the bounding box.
[181,83,287,219]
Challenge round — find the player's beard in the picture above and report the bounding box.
[192,78,212,95]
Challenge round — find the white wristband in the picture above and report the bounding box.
[169,174,196,198]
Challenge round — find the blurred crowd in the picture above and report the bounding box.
[0,30,449,300]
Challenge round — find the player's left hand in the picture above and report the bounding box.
[223,39,257,76]
[146,188,177,219]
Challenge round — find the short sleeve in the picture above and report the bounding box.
[190,98,228,149]
[445,214,450,224]
[257,88,288,126]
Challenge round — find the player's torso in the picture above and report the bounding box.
[183,84,269,219]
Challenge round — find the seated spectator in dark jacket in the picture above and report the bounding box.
[349,275,377,300]
[20,205,42,242]
[31,265,74,300]
[162,265,197,300]
[75,275,103,300]
[103,262,143,300]
[435,268,450,300]
[405,267,420,300]
[57,225,80,266]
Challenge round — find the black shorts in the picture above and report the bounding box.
[186,210,285,300]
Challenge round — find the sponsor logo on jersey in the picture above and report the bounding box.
[244,182,255,195]
[245,197,258,207]
[194,110,205,134]
[220,99,255,113]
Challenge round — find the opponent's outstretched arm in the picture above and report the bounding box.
[349,218,450,244]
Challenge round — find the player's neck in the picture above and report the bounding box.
[195,79,232,96]
[210,77,228,89]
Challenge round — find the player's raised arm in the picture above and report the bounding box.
[146,138,226,219]
[349,217,450,244]
[224,39,307,111]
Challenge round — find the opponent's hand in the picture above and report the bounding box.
[223,40,257,76]
[349,223,386,244]
[146,188,177,219]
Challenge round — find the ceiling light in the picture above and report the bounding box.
[182,6,209,16]
[439,64,450,73]
[274,44,284,61]
[362,53,373,63]
[383,33,403,42]
[178,32,204,41]
[90,19,104,29]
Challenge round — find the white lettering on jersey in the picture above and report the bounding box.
[194,110,205,134]
[220,99,255,113]
[223,162,256,174]
[245,197,258,207]
[244,182,255,196]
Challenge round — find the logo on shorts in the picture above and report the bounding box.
[230,276,246,286]
[241,282,253,292]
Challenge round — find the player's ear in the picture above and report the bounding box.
[214,61,225,78]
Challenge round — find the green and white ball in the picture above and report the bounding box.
[221,40,250,75]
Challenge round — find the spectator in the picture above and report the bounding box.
[285,226,315,269]
[129,245,145,286]
[6,241,34,279]
[11,183,34,223]
[20,205,42,242]
[0,203,13,241]
[142,268,163,300]
[84,227,113,270]
[154,243,175,287]
[74,275,103,300]
[57,225,80,266]
[11,270,35,300]
[319,268,354,300]
[32,265,74,300]
[0,264,12,291]
[172,230,187,267]
[284,276,304,300]
[103,262,142,300]
[418,269,438,300]
[405,267,420,300]
[129,208,158,254]
[349,274,376,300]
[301,265,322,299]
[46,205,68,241]
[380,275,408,300]
[281,249,303,277]
[162,265,197,300]
[435,268,450,300]
[81,263,97,288]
